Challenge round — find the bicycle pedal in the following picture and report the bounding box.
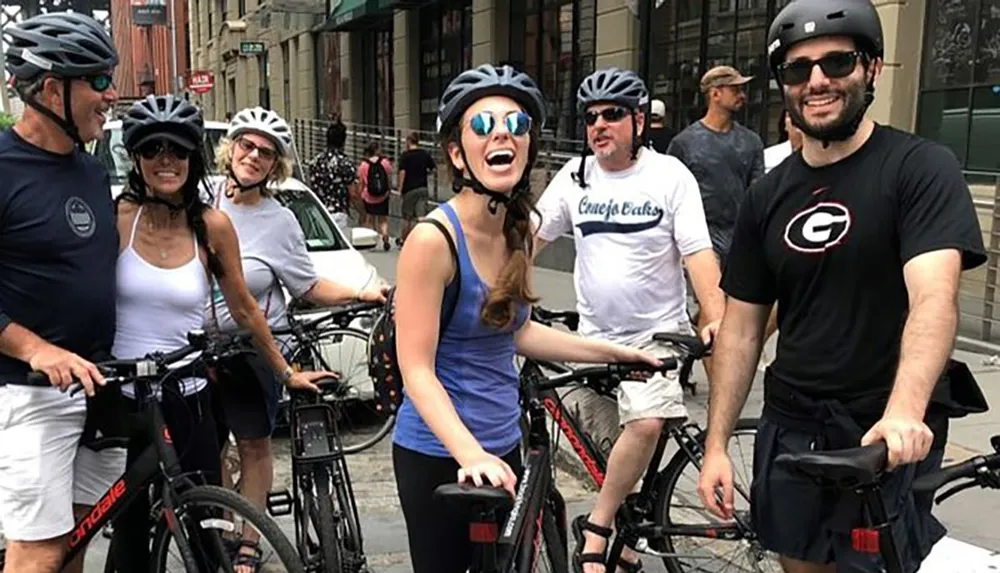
[266,488,293,517]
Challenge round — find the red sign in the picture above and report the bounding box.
[188,71,214,94]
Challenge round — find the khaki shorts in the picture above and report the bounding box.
[570,330,690,426]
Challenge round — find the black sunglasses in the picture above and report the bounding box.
[584,106,629,126]
[777,51,865,86]
[81,73,115,92]
[137,140,193,161]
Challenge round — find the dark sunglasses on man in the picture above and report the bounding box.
[777,51,866,86]
[584,106,629,126]
[80,73,115,92]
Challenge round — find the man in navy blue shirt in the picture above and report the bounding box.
[0,12,120,573]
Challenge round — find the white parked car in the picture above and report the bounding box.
[91,119,385,403]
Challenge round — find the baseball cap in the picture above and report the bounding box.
[650,99,666,118]
[700,65,753,92]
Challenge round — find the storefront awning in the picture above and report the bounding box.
[319,0,379,31]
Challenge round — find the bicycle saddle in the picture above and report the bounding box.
[652,332,708,359]
[433,483,514,513]
[775,443,887,489]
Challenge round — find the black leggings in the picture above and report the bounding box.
[393,443,522,573]
[111,387,222,571]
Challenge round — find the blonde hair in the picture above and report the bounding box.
[215,137,294,196]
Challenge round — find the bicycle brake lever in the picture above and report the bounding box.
[935,479,978,505]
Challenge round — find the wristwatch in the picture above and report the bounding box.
[278,366,294,385]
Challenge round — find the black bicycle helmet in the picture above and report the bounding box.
[766,0,883,81]
[573,68,650,187]
[3,12,119,148]
[123,94,205,152]
[576,67,649,115]
[437,64,546,215]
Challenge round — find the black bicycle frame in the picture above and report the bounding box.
[64,385,198,565]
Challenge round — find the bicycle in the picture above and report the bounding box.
[775,435,1000,573]
[222,302,383,573]
[435,359,680,573]
[525,307,778,573]
[0,332,305,572]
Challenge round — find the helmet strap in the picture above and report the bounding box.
[226,165,269,196]
[24,77,85,149]
[452,145,532,217]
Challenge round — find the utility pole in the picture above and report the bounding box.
[168,0,180,92]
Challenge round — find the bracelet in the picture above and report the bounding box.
[277,366,294,385]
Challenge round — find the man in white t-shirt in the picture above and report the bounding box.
[533,67,726,573]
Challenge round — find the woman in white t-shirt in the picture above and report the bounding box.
[210,107,387,567]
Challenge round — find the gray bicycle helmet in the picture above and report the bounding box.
[436,64,547,136]
[576,67,649,115]
[123,95,205,152]
[4,11,118,80]
[767,0,883,81]
[573,68,650,188]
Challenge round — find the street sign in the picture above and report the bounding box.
[188,71,214,94]
[240,41,266,56]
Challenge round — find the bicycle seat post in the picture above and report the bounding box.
[470,508,501,573]
[854,484,904,573]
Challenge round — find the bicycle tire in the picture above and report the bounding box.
[332,456,366,568]
[149,485,305,573]
[651,418,780,573]
[314,468,344,573]
[292,326,395,455]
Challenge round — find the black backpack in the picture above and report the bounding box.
[368,219,461,413]
[366,157,391,198]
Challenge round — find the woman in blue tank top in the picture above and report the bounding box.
[390,65,662,573]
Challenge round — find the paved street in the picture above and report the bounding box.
[69,246,1000,571]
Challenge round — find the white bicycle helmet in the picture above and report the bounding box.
[227,107,293,157]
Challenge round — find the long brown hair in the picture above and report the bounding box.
[443,122,541,330]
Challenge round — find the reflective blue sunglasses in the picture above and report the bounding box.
[468,110,532,137]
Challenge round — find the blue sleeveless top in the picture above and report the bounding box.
[393,202,529,458]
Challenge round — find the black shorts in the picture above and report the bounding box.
[751,416,947,572]
[211,352,280,442]
[364,198,390,216]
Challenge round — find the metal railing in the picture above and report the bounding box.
[958,170,1000,350]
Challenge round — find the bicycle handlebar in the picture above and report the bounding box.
[25,330,219,392]
[912,451,1000,497]
[531,306,580,332]
[533,359,679,392]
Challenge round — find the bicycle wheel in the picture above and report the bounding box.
[314,467,344,572]
[332,457,368,571]
[289,327,395,455]
[651,418,781,573]
[149,485,305,573]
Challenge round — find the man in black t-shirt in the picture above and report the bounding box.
[0,12,120,573]
[396,131,436,244]
[698,2,987,573]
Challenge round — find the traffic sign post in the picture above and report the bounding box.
[187,71,214,95]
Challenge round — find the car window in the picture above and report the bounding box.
[274,189,348,252]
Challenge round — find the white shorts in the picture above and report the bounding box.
[0,385,122,541]
[615,336,689,425]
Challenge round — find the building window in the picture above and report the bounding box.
[916,0,1000,173]
[418,0,473,132]
[315,32,342,119]
[509,0,596,140]
[640,0,786,145]
[361,22,395,127]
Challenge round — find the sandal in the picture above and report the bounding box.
[572,514,613,573]
[233,539,263,573]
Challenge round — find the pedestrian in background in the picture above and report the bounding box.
[306,120,358,236]
[359,140,393,250]
[395,132,436,246]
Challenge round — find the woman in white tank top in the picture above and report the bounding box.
[210,107,388,535]
[79,95,334,572]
